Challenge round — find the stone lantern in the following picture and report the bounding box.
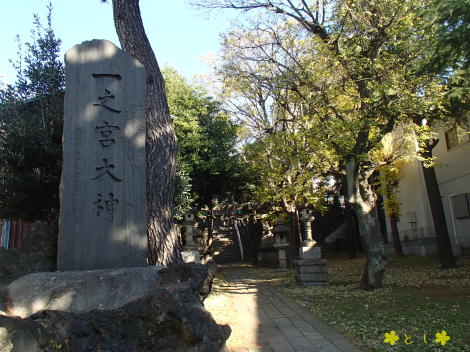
[181,211,200,263]
[272,221,291,270]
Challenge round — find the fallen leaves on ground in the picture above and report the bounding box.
[250,255,470,352]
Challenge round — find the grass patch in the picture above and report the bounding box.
[250,254,470,352]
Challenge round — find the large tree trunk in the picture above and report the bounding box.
[389,214,404,257]
[111,0,181,266]
[345,159,386,290]
[419,142,457,269]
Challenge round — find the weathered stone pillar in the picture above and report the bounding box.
[58,40,147,271]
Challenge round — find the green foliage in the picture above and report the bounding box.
[418,0,470,132]
[173,165,193,221]
[0,3,64,221]
[163,67,255,212]
[218,0,436,175]
[425,0,470,74]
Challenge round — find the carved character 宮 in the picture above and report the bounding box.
[95,121,120,147]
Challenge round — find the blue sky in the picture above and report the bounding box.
[0,0,236,85]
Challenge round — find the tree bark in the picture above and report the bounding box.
[345,204,358,259]
[111,0,181,266]
[389,214,404,257]
[345,159,386,290]
[419,143,457,268]
[342,175,358,258]
[247,212,258,264]
[289,211,297,266]
[295,208,303,245]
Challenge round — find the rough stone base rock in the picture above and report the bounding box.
[0,263,230,352]
[5,266,166,318]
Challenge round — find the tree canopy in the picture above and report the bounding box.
[164,67,255,213]
[197,0,469,287]
[0,5,64,221]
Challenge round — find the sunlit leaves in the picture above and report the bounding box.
[243,127,335,212]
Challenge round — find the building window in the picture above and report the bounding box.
[452,193,470,219]
[445,124,469,150]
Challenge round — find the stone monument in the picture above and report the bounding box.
[0,40,232,352]
[58,40,147,271]
[294,209,328,286]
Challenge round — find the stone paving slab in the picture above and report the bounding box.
[213,266,367,352]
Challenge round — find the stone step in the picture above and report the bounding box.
[212,223,257,264]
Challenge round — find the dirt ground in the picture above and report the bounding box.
[204,276,264,352]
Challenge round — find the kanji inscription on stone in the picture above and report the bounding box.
[94,192,119,222]
[58,40,147,271]
[95,121,119,147]
[91,158,123,183]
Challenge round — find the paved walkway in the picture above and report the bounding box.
[205,266,366,352]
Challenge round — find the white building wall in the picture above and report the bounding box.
[387,158,434,241]
[433,124,470,249]
[384,119,470,255]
